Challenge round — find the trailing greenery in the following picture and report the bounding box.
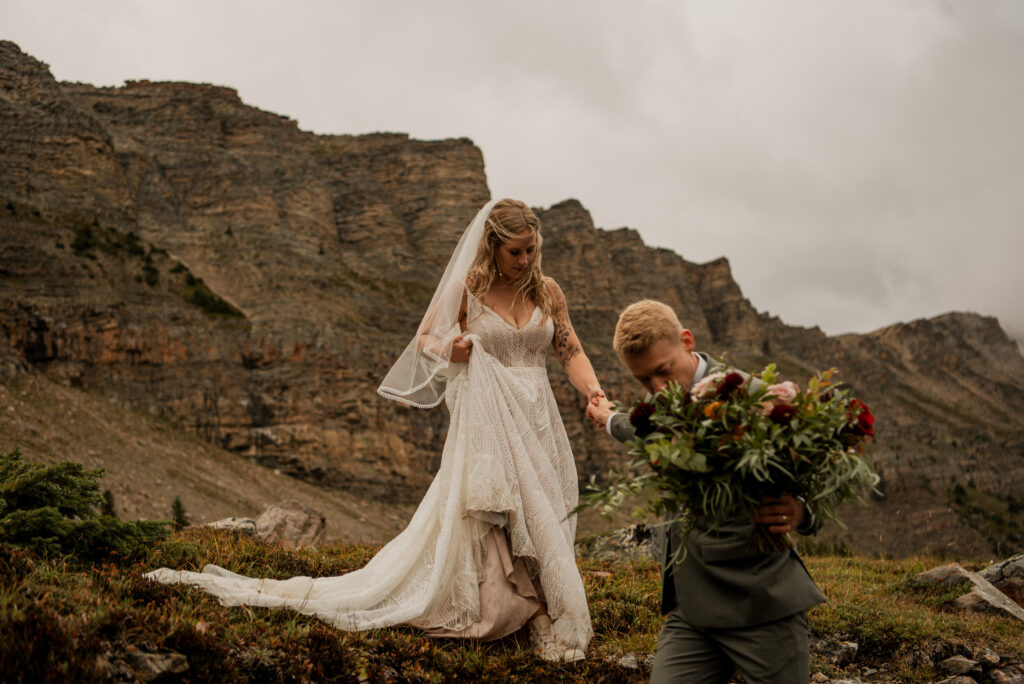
[0,527,1020,683]
[178,275,245,318]
[0,448,171,562]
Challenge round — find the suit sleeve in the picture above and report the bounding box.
[609,413,637,444]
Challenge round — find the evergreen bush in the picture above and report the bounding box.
[172,496,189,530]
[0,447,171,561]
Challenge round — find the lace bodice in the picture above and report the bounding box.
[465,295,552,369]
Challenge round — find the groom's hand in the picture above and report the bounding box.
[753,494,805,534]
[586,397,616,429]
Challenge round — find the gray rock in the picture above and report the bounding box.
[125,649,188,682]
[820,640,859,666]
[975,647,1000,667]
[979,553,1024,584]
[914,561,1024,621]
[939,655,978,675]
[933,678,978,684]
[205,516,257,536]
[576,523,656,561]
[617,654,639,670]
[255,500,326,548]
[990,666,1024,684]
[912,563,975,586]
[954,584,1024,621]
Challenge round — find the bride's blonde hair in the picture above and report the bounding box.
[466,198,553,318]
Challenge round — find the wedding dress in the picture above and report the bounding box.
[145,292,593,652]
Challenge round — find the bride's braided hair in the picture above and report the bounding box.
[466,198,554,319]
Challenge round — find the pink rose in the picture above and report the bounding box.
[766,381,799,404]
[690,372,725,400]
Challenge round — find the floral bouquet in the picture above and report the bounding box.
[581,364,879,557]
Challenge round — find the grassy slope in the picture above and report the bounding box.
[0,373,414,543]
[2,529,1021,684]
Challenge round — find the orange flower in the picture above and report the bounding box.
[704,401,723,419]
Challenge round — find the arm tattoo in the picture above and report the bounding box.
[550,282,582,368]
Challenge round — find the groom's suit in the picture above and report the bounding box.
[608,354,825,683]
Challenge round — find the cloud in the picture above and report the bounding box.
[3,0,1022,338]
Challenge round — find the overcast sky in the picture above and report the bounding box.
[4,0,1023,341]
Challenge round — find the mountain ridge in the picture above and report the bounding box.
[1,40,1021,556]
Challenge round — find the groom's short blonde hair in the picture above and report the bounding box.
[613,300,684,357]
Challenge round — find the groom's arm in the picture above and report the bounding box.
[608,412,636,444]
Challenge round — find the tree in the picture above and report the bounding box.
[171,496,190,530]
[0,448,170,561]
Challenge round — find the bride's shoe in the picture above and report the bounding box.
[529,614,585,663]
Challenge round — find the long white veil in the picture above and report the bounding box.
[377,198,499,408]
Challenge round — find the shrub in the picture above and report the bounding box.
[0,448,171,562]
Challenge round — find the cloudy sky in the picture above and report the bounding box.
[4,0,1023,340]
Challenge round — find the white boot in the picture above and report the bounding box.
[528,614,585,663]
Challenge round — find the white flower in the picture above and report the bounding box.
[766,381,799,404]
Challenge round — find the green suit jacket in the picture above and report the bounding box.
[608,354,825,628]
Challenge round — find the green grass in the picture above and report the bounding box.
[2,530,1021,683]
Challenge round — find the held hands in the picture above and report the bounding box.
[753,494,806,534]
[586,391,616,429]
[450,335,473,363]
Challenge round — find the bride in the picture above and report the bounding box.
[146,198,602,662]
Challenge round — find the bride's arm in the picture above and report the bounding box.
[546,277,604,402]
[417,289,470,361]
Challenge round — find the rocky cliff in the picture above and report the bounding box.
[2,41,1022,556]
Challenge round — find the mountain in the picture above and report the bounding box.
[2,41,1022,557]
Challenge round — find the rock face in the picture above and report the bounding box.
[1,41,1023,556]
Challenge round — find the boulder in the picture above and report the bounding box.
[913,562,1024,621]
[912,563,974,586]
[991,666,1024,684]
[979,553,1024,583]
[255,500,326,548]
[938,655,978,675]
[954,584,1024,621]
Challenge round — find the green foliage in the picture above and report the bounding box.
[178,277,245,318]
[579,366,880,558]
[171,496,189,531]
[948,481,1024,555]
[0,529,1020,683]
[101,489,116,518]
[0,448,171,562]
[70,225,97,253]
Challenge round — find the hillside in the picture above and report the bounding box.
[1,40,1022,557]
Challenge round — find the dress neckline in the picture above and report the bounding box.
[476,296,541,332]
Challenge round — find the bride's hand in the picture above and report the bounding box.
[450,335,473,363]
[588,387,606,405]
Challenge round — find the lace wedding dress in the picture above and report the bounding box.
[145,293,593,652]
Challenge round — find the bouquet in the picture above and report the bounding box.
[581,364,879,558]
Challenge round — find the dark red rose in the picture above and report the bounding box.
[630,402,656,437]
[847,398,874,437]
[716,372,745,398]
[768,403,797,426]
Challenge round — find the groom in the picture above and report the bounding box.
[586,300,825,684]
